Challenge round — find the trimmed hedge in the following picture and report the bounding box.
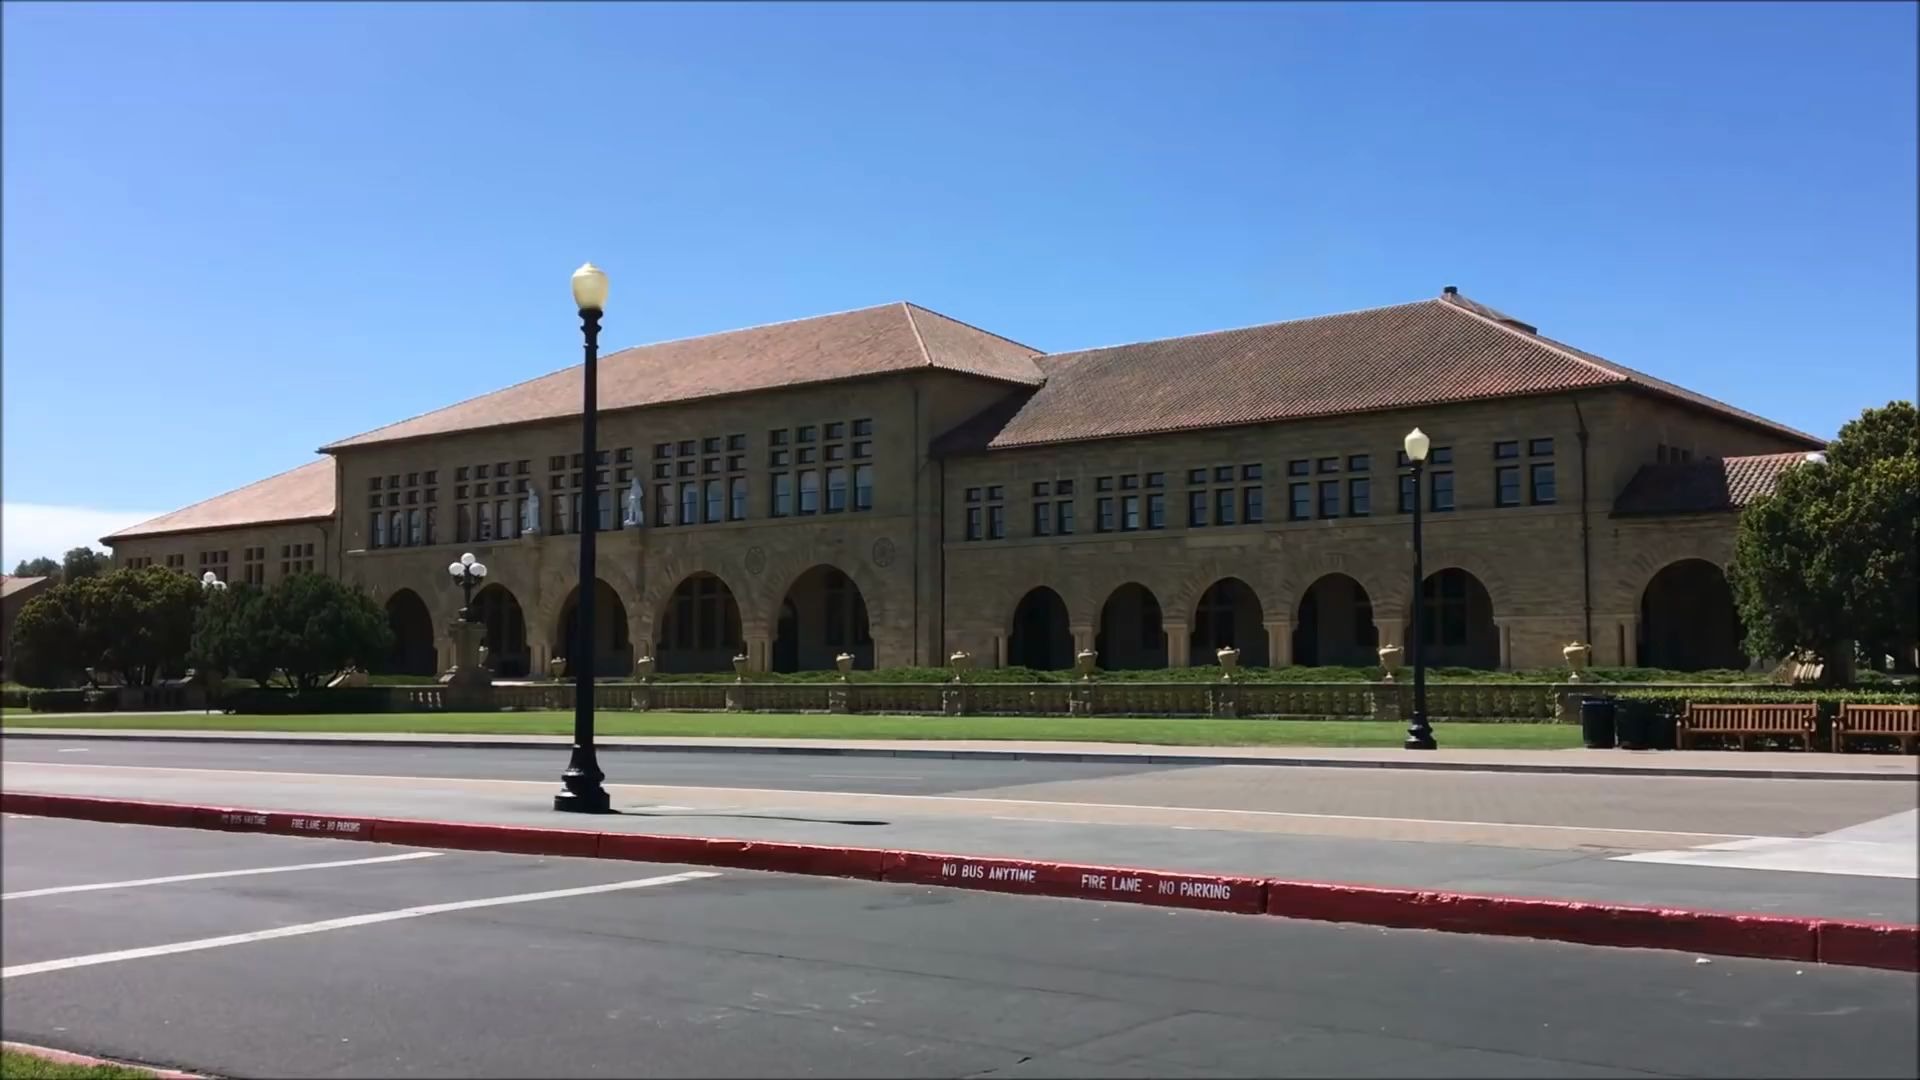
[223,687,418,714]
[26,688,116,712]
[630,664,1777,686]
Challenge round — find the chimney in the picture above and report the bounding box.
[1442,285,1458,298]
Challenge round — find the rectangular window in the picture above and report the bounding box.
[705,479,723,523]
[853,464,873,511]
[796,425,816,443]
[797,447,817,465]
[1033,502,1052,536]
[851,440,871,459]
[1189,490,1207,527]
[852,418,872,437]
[1287,460,1310,477]
[1242,463,1262,481]
[1145,472,1165,488]
[726,455,745,472]
[772,473,792,517]
[1244,486,1264,523]
[825,467,847,512]
[1494,440,1520,460]
[988,504,1006,539]
[798,470,819,514]
[1213,466,1233,483]
[1119,474,1138,490]
[498,500,515,540]
[1399,474,1416,514]
[1316,457,1339,473]
[1430,470,1455,512]
[613,450,629,465]
[987,485,1004,501]
[1056,500,1075,535]
[1432,447,1453,465]
[678,440,696,456]
[371,512,385,548]
[1529,437,1555,457]
[1096,497,1115,533]
[425,506,437,545]
[728,433,746,451]
[965,487,981,503]
[1056,479,1074,496]
[1147,492,1166,529]
[1121,495,1141,531]
[409,509,423,545]
[769,449,789,467]
[703,437,720,454]
[1289,482,1311,521]
[1348,454,1371,472]
[824,421,845,440]
[1215,488,1236,526]
[767,430,788,448]
[1496,465,1522,506]
[571,493,582,533]
[1187,468,1207,485]
[680,482,699,525]
[703,457,721,474]
[678,461,696,477]
[1033,481,1050,497]
[475,464,488,480]
[552,492,568,534]
[476,505,492,542]
[655,484,674,526]
[730,477,748,520]
[966,507,983,541]
[1530,462,1557,504]
[1349,477,1371,516]
[405,472,418,487]
[1318,480,1339,518]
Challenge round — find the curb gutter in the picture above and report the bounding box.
[4,790,1915,973]
[2,1040,207,1079]
[3,730,1911,782]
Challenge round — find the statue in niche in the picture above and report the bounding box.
[523,486,542,534]
[624,477,645,527]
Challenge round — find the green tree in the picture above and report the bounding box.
[12,556,60,581]
[1730,401,1919,684]
[268,574,393,690]
[191,583,283,687]
[61,546,110,582]
[9,567,202,686]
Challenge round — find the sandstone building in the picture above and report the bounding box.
[104,288,1823,678]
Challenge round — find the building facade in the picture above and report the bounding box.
[104,290,1823,678]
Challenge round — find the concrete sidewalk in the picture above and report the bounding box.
[5,725,1916,780]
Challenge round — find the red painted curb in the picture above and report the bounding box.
[2,1039,204,1078]
[1263,880,1819,962]
[883,850,1266,914]
[598,833,886,879]
[1816,919,1920,972]
[8,790,1916,971]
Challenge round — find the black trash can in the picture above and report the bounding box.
[1615,699,1652,750]
[1647,705,1677,751]
[1580,697,1617,749]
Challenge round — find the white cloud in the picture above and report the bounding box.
[2,503,167,570]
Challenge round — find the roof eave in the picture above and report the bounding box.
[102,513,333,547]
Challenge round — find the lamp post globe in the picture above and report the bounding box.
[556,262,612,814]
[1403,426,1436,750]
[449,554,485,621]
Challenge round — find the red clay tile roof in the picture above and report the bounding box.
[322,303,1041,451]
[103,459,335,542]
[1,575,51,601]
[936,292,1822,453]
[1612,452,1821,516]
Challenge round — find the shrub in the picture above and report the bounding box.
[28,688,91,712]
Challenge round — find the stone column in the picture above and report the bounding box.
[1494,618,1515,670]
[1617,616,1639,667]
[1164,621,1191,668]
[1265,619,1292,667]
[1375,614,1406,651]
[1071,625,1096,665]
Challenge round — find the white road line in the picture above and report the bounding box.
[2,870,719,980]
[0,761,1765,842]
[2,851,443,900]
[55,748,88,753]
[809,773,923,781]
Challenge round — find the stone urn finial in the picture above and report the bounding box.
[732,653,750,678]
[1074,648,1098,681]
[1377,644,1403,683]
[834,652,855,680]
[949,649,973,683]
[1562,642,1591,683]
[1216,645,1241,680]
[548,656,567,680]
[634,655,655,681]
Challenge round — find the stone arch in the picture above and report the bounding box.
[772,564,875,672]
[1639,559,1746,671]
[1008,587,1074,671]
[1381,550,1515,617]
[1189,577,1269,667]
[756,551,889,634]
[552,578,634,678]
[1094,583,1167,670]
[1292,574,1379,668]
[1610,545,1730,620]
[1418,568,1498,669]
[1273,551,1394,621]
[470,583,530,678]
[381,588,437,677]
[654,572,745,674]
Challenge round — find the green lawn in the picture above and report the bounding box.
[0,1049,158,1079]
[0,710,1583,749]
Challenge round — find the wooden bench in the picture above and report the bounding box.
[1833,703,1920,754]
[1677,703,1818,751]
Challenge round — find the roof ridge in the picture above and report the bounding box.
[900,302,936,370]
[108,458,331,538]
[1040,298,1436,361]
[1431,298,1629,385]
[322,302,912,450]
[903,302,1042,355]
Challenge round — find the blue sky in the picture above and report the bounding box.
[3,1,1914,566]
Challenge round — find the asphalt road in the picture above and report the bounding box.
[5,816,1916,1079]
[5,738,1912,836]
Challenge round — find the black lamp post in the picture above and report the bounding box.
[199,572,227,715]
[1403,426,1437,750]
[555,262,612,814]
[446,553,488,622]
